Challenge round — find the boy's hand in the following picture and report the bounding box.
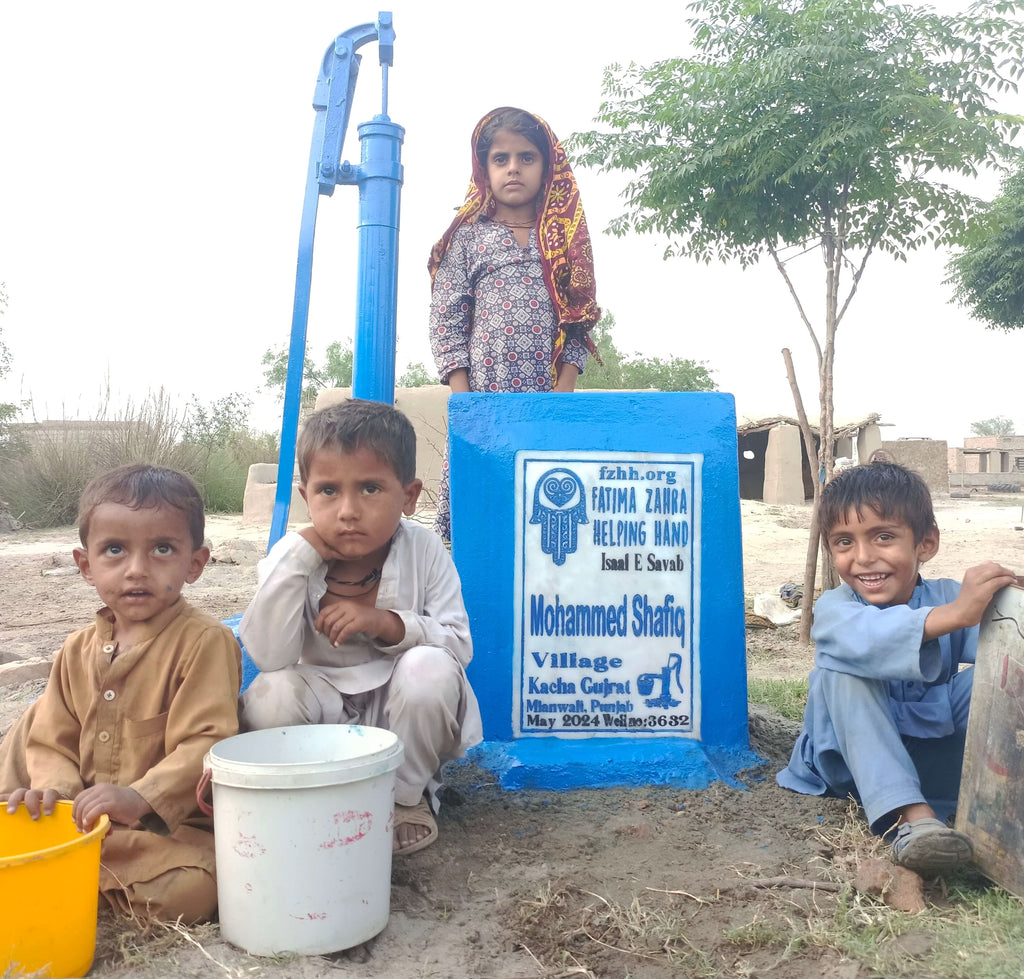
[314,599,405,648]
[298,526,347,562]
[3,787,60,820]
[72,783,152,832]
[924,561,1018,640]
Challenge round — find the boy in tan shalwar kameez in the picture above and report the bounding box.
[0,465,241,924]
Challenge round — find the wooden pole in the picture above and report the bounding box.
[783,348,820,645]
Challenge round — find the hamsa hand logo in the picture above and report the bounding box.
[530,468,587,566]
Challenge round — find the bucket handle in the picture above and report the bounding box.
[196,768,214,818]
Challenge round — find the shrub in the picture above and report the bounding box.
[0,390,278,527]
[182,394,279,512]
[0,423,100,527]
[198,433,280,513]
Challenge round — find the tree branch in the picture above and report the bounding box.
[836,229,882,327]
[768,241,822,369]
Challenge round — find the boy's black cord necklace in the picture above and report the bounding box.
[324,567,382,597]
[327,568,381,587]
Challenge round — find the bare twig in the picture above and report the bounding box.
[721,876,842,893]
[645,886,713,905]
[156,920,254,977]
[495,940,596,978]
[836,229,881,327]
[769,242,821,367]
[581,927,659,961]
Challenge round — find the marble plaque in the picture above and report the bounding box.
[513,451,702,738]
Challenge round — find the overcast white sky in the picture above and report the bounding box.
[1,0,1021,446]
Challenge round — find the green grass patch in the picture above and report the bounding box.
[509,861,1024,979]
[721,916,795,951]
[789,875,1024,978]
[911,878,1024,979]
[747,677,808,720]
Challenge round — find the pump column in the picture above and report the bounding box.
[341,117,405,404]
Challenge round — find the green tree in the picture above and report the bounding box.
[397,362,435,388]
[323,340,354,388]
[970,415,1015,436]
[261,344,321,408]
[182,393,257,448]
[619,356,716,392]
[180,393,278,511]
[575,317,624,389]
[571,0,1024,637]
[947,167,1024,331]
[261,339,354,409]
[578,313,716,391]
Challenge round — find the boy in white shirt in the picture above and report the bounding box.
[239,400,481,854]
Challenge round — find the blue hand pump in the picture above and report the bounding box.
[269,12,403,550]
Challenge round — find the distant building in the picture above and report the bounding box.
[8,419,137,447]
[948,435,1024,491]
[736,412,882,505]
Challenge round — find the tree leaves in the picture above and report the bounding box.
[970,414,1016,435]
[568,0,1024,270]
[568,0,1024,614]
[576,313,718,391]
[947,166,1024,330]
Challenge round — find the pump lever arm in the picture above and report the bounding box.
[315,15,394,196]
[268,13,397,549]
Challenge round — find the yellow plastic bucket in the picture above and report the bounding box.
[0,801,109,978]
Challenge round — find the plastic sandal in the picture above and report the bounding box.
[892,817,973,875]
[393,798,438,855]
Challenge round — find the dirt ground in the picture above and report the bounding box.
[1,494,1022,978]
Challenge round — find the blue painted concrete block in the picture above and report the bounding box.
[223,612,258,693]
[449,391,759,789]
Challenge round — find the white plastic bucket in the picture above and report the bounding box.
[204,724,403,956]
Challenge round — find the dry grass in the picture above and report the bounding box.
[93,909,269,978]
[95,907,211,969]
[510,804,1024,979]
[516,879,720,977]
[0,388,277,526]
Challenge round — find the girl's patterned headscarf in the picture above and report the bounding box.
[428,107,601,366]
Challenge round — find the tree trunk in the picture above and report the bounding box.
[819,218,840,592]
[773,203,864,636]
[782,348,819,645]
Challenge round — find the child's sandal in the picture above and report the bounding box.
[892,817,973,875]
[393,798,438,855]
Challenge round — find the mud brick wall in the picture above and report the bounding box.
[878,439,949,495]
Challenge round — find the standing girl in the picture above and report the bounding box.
[427,106,601,541]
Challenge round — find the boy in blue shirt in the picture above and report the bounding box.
[778,462,1016,875]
